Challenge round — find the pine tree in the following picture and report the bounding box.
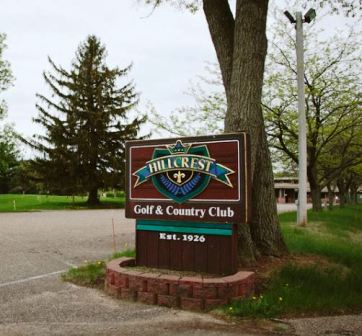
[26,35,146,204]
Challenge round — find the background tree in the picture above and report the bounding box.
[0,33,13,117]
[0,33,19,194]
[263,23,362,211]
[0,125,20,193]
[25,35,146,205]
[145,0,361,264]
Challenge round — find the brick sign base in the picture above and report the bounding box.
[105,257,255,311]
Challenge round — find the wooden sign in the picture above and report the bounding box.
[125,133,250,275]
[125,133,250,224]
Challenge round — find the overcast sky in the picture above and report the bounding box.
[0,0,359,157]
[1,1,214,143]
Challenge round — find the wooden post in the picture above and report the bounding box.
[112,218,117,253]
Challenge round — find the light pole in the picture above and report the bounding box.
[284,9,316,226]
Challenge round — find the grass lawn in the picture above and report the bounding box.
[226,204,362,317]
[0,194,125,212]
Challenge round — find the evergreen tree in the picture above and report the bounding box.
[26,35,146,204]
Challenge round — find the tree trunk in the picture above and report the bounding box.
[204,0,287,265]
[87,187,100,205]
[327,183,334,210]
[350,183,358,204]
[310,187,322,211]
[337,179,347,208]
[307,166,322,211]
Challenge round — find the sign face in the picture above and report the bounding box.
[125,133,250,223]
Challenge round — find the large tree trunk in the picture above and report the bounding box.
[204,0,287,265]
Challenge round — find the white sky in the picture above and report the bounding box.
[0,0,359,157]
[1,1,213,144]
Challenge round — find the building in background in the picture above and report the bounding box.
[274,177,333,204]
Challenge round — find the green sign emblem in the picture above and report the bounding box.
[133,140,234,203]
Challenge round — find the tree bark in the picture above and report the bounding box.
[203,0,234,102]
[350,182,358,204]
[337,178,347,208]
[327,183,334,210]
[87,187,100,205]
[307,166,322,211]
[203,0,287,265]
[310,187,321,211]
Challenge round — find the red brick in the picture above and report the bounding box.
[114,274,128,288]
[158,275,180,295]
[159,274,180,283]
[222,271,254,284]
[229,283,239,298]
[128,276,147,291]
[138,291,157,305]
[180,297,204,311]
[158,294,179,308]
[106,271,115,285]
[203,278,227,286]
[193,285,218,299]
[107,260,122,272]
[237,280,255,297]
[204,298,229,310]
[106,283,121,297]
[177,283,193,298]
[169,282,179,296]
[152,275,180,295]
[147,278,163,294]
[121,288,137,301]
[217,285,233,298]
[157,281,170,295]
[180,276,202,285]
[121,269,143,276]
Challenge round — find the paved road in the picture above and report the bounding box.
[0,209,360,336]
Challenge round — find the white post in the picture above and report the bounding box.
[296,12,307,226]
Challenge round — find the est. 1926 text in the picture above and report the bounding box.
[159,233,206,243]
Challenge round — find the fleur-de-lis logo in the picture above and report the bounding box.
[173,171,185,184]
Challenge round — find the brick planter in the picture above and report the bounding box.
[105,257,255,311]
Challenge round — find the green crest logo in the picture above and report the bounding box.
[133,140,234,203]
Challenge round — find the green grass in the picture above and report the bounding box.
[226,205,362,318]
[0,194,125,212]
[61,249,135,288]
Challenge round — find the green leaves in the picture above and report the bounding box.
[263,17,362,193]
[0,33,14,119]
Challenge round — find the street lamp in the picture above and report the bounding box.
[284,9,316,226]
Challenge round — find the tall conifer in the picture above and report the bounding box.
[27,35,145,204]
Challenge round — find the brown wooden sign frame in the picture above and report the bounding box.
[125,132,250,224]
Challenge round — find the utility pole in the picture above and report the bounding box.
[284,9,316,226]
